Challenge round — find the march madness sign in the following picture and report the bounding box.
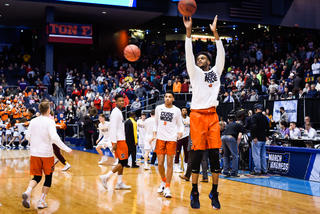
[46,22,93,44]
[267,152,290,174]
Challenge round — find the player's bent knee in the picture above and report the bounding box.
[44,173,53,187]
[32,175,42,183]
[209,149,221,173]
[119,159,128,167]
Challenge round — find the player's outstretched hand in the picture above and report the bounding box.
[67,150,73,156]
[183,15,192,29]
[177,132,183,140]
[209,15,218,32]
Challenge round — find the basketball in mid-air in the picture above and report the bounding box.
[178,0,197,16]
[124,44,141,62]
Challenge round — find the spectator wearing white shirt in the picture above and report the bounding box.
[236,76,244,90]
[96,73,105,83]
[312,58,320,79]
[304,122,317,139]
[289,122,301,139]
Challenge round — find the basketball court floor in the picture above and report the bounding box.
[1,148,320,214]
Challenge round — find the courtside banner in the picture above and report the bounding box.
[46,22,93,44]
[273,100,298,122]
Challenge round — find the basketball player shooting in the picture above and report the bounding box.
[184,15,225,210]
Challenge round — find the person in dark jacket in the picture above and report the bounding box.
[83,115,94,150]
[124,112,139,168]
[250,103,270,176]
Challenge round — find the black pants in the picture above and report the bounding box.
[185,150,195,179]
[128,145,136,165]
[84,131,93,149]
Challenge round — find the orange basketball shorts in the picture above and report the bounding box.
[155,140,177,156]
[30,156,55,176]
[190,106,221,151]
[113,141,129,160]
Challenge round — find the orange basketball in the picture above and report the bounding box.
[178,0,197,16]
[124,44,141,62]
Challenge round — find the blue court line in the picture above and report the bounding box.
[71,146,320,197]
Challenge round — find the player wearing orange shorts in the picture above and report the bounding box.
[99,94,131,190]
[184,15,225,210]
[152,90,184,198]
[21,101,72,210]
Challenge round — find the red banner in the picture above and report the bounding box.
[46,22,93,45]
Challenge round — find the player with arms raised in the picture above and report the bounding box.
[184,15,225,210]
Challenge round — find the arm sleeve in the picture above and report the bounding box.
[153,106,159,133]
[185,37,197,79]
[177,110,184,133]
[98,124,103,141]
[215,40,225,77]
[109,112,118,144]
[26,123,32,141]
[49,121,71,153]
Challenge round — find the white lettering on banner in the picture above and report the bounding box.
[267,152,290,174]
[309,154,320,182]
[273,100,298,122]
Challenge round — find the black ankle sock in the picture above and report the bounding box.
[192,183,198,192]
[212,184,218,193]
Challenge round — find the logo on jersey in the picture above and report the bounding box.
[160,112,174,122]
[138,124,145,128]
[204,71,218,83]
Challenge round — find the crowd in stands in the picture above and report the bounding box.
[0,32,320,138]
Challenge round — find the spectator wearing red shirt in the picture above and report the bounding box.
[93,94,101,110]
[123,94,130,107]
[72,88,81,100]
[102,96,112,116]
[181,79,189,93]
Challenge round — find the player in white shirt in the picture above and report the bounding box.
[137,113,147,159]
[96,114,112,164]
[174,107,190,173]
[184,15,225,210]
[152,91,184,198]
[21,101,72,210]
[143,109,156,170]
[99,94,131,190]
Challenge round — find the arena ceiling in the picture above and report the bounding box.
[0,0,163,30]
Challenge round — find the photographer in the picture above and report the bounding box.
[221,113,245,177]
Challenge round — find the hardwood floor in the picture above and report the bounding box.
[0,149,319,214]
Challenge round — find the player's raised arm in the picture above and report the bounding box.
[210,15,225,76]
[184,16,197,78]
[153,106,159,138]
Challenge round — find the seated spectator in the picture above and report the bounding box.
[249,89,258,101]
[306,84,318,98]
[316,77,320,91]
[240,91,249,102]
[56,104,65,116]
[279,121,290,138]
[289,122,301,139]
[280,87,289,100]
[287,92,293,99]
[88,102,98,118]
[130,98,141,111]
[304,122,317,139]
[303,83,310,94]
[223,91,234,103]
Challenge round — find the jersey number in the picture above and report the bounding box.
[164,121,167,126]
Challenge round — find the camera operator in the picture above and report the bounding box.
[250,103,269,176]
[221,113,245,177]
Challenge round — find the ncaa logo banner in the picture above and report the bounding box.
[267,152,290,174]
[273,100,298,122]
